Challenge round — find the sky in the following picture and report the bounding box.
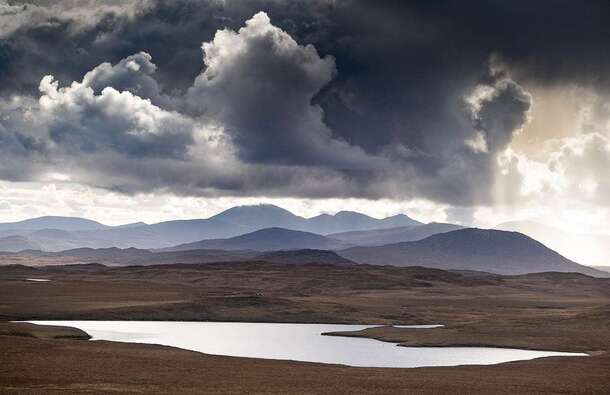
[0,0,609,237]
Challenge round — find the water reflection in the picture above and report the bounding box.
[28,321,586,368]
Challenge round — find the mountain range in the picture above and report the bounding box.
[0,205,421,251]
[2,227,604,277]
[0,205,606,277]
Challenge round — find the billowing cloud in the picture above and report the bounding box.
[38,73,193,159]
[0,9,536,205]
[0,1,607,220]
[188,12,379,170]
[466,73,532,154]
[549,133,610,204]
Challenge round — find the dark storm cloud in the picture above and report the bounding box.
[0,1,146,94]
[187,12,382,170]
[4,0,610,96]
[0,0,607,204]
[0,94,49,181]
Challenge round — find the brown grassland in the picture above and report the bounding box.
[1,262,609,394]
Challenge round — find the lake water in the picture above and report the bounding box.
[28,320,586,368]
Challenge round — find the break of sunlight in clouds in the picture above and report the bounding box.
[484,83,610,238]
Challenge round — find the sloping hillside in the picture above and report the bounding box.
[495,220,610,267]
[161,227,352,252]
[340,228,608,277]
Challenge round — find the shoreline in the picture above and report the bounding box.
[10,320,594,359]
[322,329,599,355]
[2,322,609,394]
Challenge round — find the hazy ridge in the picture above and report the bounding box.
[0,205,420,251]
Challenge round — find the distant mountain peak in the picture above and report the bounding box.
[340,227,607,277]
[334,211,374,218]
[209,204,303,230]
[415,228,542,249]
[0,205,423,251]
[383,214,419,223]
[214,204,296,216]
